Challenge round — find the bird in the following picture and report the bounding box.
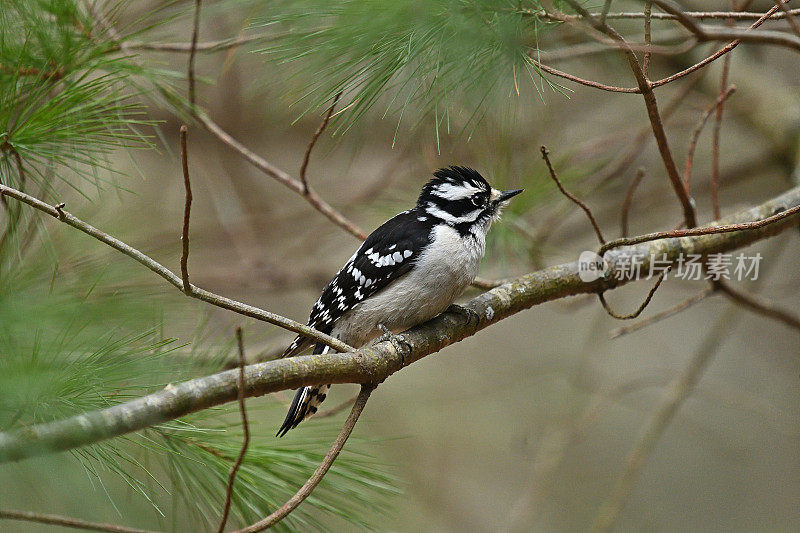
[277,166,522,436]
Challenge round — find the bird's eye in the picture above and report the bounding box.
[471,196,483,207]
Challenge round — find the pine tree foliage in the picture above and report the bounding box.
[1,1,399,529]
[255,0,562,139]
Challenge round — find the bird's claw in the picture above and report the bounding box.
[377,324,411,367]
[446,303,480,327]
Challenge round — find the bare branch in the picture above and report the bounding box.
[1,185,798,462]
[127,33,280,53]
[314,394,359,419]
[533,8,800,22]
[620,168,646,238]
[597,269,669,320]
[532,4,786,94]
[527,57,640,93]
[193,111,368,240]
[180,125,193,294]
[233,385,375,532]
[0,183,353,354]
[540,146,606,244]
[592,306,741,533]
[643,1,653,77]
[716,280,800,330]
[774,0,800,37]
[83,1,368,242]
[684,85,737,193]
[563,0,698,228]
[599,202,800,256]
[600,0,614,27]
[653,0,800,52]
[300,93,341,194]
[218,328,251,533]
[188,0,202,106]
[0,509,154,533]
[608,287,714,338]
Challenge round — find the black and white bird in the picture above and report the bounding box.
[277,166,522,436]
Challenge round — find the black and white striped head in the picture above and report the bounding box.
[417,166,522,233]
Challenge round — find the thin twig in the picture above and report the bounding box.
[0,63,65,80]
[218,328,252,533]
[532,77,699,250]
[599,203,800,256]
[0,509,154,533]
[620,168,645,238]
[532,4,786,94]
[684,85,737,193]
[600,0,613,26]
[532,8,800,21]
[538,28,685,63]
[233,385,375,532]
[592,305,741,532]
[774,0,800,36]
[597,268,669,320]
[540,146,606,244]
[85,0,367,242]
[0,183,353,353]
[527,58,639,93]
[650,3,785,88]
[652,0,800,52]
[194,111,368,240]
[562,0,699,228]
[300,93,341,195]
[715,280,800,330]
[188,0,202,106]
[643,1,653,78]
[608,287,714,338]
[711,1,738,220]
[180,125,193,294]
[127,33,280,53]
[314,394,358,419]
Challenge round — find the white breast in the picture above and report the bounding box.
[331,225,486,348]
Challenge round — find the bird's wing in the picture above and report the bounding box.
[282,210,432,357]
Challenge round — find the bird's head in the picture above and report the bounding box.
[417,166,523,232]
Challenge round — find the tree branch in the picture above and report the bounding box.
[126,33,282,53]
[0,183,353,354]
[193,111,368,240]
[532,8,800,22]
[592,305,741,533]
[218,328,251,533]
[531,3,785,94]
[540,145,606,244]
[180,125,193,293]
[563,0,698,228]
[654,0,800,53]
[187,0,202,106]
[300,93,341,195]
[0,509,154,533]
[1,185,798,462]
[608,287,714,338]
[232,385,375,532]
[684,85,737,193]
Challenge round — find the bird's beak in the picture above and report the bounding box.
[494,188,524,203]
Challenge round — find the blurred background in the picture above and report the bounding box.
[1,1,799,531]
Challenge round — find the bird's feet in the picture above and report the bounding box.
[446,303,481,327]
[376,324,411,367]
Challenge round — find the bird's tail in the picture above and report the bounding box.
[276,342,331,437]
[276,383,330,437]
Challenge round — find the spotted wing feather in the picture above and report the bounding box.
[277,211,433,436]
[281,210,433,358]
